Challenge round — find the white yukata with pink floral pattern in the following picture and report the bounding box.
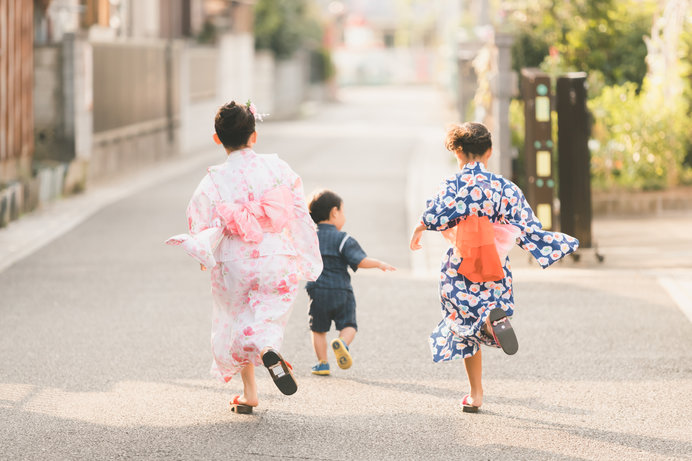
[167,148,322,382]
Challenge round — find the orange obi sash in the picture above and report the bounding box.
[444,215,504,283]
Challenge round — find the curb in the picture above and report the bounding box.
[0,148,220,274]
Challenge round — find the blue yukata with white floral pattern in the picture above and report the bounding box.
[421,161,579,362]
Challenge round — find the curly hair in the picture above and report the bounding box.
[444,122,492,158]
[214,101,256,149]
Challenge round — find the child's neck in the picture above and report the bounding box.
[318,219,338,226]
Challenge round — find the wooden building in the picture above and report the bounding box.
[0,0,34,184]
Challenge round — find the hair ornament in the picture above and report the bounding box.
[246,99,269,122]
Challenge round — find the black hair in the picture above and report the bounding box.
[308,190,342,224]
[445,122,492,158]
[214,101,256,149]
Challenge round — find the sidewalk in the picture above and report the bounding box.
[0,148,219,274]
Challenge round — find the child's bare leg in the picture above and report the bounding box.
[463,349,483,407]
[312,331,328,361]
[338,326,356,346]
[238,363,259,406]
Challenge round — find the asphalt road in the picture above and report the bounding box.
[1,86,691,460]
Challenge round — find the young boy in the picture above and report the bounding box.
[306,190,395,375]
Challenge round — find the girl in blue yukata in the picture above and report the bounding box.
[410,122,579,413]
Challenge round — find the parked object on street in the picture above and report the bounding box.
[306,189,396,374]
[166,101,322,411]
[410,122,579,412]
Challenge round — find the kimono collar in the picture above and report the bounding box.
[317,223,337,231]
[461,161,487,174]
[226,147,255,161]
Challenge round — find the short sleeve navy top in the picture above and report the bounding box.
[305,223,367,292]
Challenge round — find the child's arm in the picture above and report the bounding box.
[357,257,396,272]
[409,222,426,251]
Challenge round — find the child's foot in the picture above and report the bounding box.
[331,337,352,369]
[461,394,481,413]
[311,360,330,375]
[487,307,518,355]
[230,395,257,414]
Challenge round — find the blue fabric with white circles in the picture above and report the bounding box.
[421,162,579,362]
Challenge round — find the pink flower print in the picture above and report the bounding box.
[243,345,255,352]
[491,180,502,190]
[469,203,480,214]
[243,326,255,336]
[248,192,255,201]
[484,189,493,199]
[288,273,298,284]
[224,375,232,383]
[551,250,562,260]
[277,280,291,294]
[232,352,242,362]
[251,249,260,258]
[470,187,482,201]
[461,174,472,182]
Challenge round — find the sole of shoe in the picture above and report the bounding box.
[331,338,353,370]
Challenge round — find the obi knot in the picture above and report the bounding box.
[456,215,504,283]
[217,186,293,243]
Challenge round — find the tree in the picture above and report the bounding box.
[509,0,656,89]
[254,0,322,60]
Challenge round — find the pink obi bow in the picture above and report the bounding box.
[217,186,293,243]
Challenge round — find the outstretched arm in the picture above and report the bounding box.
[357,257,396,272]
[409,222,426,251]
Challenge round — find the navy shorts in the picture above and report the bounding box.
[307,287,357,333]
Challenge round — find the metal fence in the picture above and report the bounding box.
[0,0,34,183]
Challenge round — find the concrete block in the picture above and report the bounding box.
[37,167,54,205]
[23,177,40,213]
[5,182,23,221]
[0,189,8,228]
[64,160,87,195]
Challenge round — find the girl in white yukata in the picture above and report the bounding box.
[410,122,579,413]
[167,101,322,414]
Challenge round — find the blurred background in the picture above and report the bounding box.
[1,0,691,230]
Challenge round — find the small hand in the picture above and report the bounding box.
[410,228,424,251]
[378,262,396,272]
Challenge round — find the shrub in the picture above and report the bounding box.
[588,81,692,190]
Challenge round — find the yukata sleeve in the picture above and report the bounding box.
[165,176,224,268]
[420,176,462,232]
[280,162,323,281]
[502,183,579,268]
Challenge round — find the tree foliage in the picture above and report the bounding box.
[254,0,323,60]
[509,0,655,89]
